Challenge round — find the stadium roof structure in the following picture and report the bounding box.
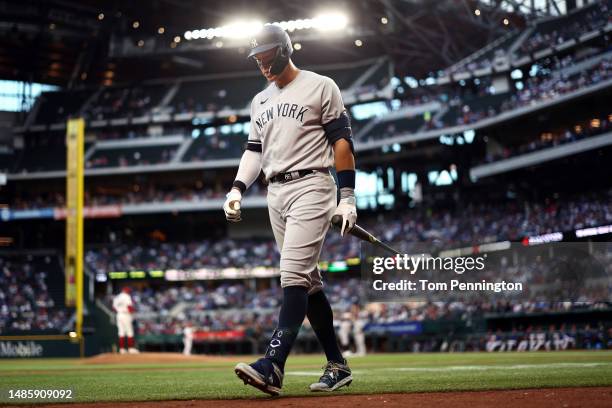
[0,0,576,88]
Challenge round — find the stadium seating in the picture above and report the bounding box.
[519,1,610,55]
[362,62,391,88]
[481,112,611,164]
[86,145,178,168]
[171,76,266,113]
[317,65,372,90]
[12,141,67,173]
[0,151,12,173]
[79,189,612,275]
[101,276,610,339]
[441,92,511,126]
[0,253,69,333]
[83,85,169,120]
[361,116,426,141]
[182,131,246,161]
[33,90,92,125]
[446,31,522,76]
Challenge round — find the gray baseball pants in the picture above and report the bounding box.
[266,170,336,294]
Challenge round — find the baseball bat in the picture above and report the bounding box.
[331,215,401,256]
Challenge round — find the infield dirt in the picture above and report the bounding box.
[81,352,240,365]
[3,387,611,408]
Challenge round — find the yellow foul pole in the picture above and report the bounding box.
[65,118,84,353]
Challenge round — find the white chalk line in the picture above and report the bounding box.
[389,362,611,372]
[286,362,611,376]
[286,370,366,376]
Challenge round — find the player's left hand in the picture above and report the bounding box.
[333,194,357,237]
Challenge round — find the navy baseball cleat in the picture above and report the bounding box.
[309,359,353,392]
[235,358,283,396]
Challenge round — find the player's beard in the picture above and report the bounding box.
[262,67,276,82]
[259,61,281,82]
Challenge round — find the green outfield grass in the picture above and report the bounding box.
[1,351,611,404]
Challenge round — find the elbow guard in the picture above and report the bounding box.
[323,111,355,154]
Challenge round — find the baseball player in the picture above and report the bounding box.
[227,24,356,396]
[352,304,368,357]
[183,322,194,355]
[112,287,139,354]
[338,311,352,355]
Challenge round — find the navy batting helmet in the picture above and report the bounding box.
[248,24,293,75]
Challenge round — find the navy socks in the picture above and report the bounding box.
[306,290,344,363]
[264,286,308,371]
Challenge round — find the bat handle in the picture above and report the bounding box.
[331,214,343,228]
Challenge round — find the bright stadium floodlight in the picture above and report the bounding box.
[221,20,263,39]
[184,14,348,41]
[184,20,262,41]
[313,12,348,31]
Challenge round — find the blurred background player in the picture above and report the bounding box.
[339,304,368,357]
[183,322,194,356]
[112,287,138,354]
[338,311,352,355]
[352,304,368,357]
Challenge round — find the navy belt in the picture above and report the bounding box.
[269,169,317,184]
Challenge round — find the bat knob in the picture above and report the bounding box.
[331,215,343,228]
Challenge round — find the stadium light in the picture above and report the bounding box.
[510,69,523,79]
[404,76,419,89]
[222,21,264,39]
[312,12,348,31]
[184,13,348,41]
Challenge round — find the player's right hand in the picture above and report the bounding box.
[223,188,242,222]
[333,195,357,237]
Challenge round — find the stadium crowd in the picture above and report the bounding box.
[83,86,163,120]
[86,237,279,274]
[81,188,612,274]
[105,275,610,337]
[443,58,611,128]
[8,56,609,173]
[9,182,266,210]
[481,112,611,163]
[362,56,611,142]
[519,0,610,55]
[0,255,69,332]
[499,58,611,111]
[441,0,609,77]
[324,189,612,259]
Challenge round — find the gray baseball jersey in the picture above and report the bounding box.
[248,70,346,179]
